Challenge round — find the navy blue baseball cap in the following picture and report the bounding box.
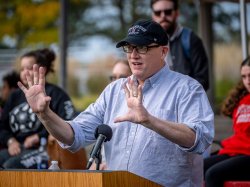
[116,19,168,48]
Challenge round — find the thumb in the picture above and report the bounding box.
[114,115,128,123]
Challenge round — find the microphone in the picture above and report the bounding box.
[86,124,112,169]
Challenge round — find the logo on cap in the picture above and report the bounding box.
[128,25,147,35]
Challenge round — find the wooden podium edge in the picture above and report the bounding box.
[0,170,161,187]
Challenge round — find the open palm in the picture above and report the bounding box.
[114,77,149,124]
[18,64,51,113]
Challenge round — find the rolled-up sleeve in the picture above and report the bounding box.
[177,81,214,154]
[57,86,111,152]
[58,121,88,152]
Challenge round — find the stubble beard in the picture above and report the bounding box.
[159,18,177,36]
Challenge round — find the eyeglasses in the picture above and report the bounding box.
[122,45,160,54]
[109,75,128,82]
[153,8,174,17]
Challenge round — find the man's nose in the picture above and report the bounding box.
[159,12,166,18]
[131,48,139,57]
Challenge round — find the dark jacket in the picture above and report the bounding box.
[0,83,76,146]
[170,28,209,91]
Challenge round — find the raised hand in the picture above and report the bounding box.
[114,77,149,124]
[18,64,51,114]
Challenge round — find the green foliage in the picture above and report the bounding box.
[68,0,151,43]
[0,0,242,47]
[215,79,237,111]
[67,75,80,97]
[72,94,99,111]
[213,3,241,42]
[179,2,198,32]
[86,74,109,95]
[0,0,59,48]
[47,72,80,97]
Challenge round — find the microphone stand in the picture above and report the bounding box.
[95,148,102,170]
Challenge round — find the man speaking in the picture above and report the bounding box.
[18,19,214,186]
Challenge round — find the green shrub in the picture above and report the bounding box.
[72,94,99,112]
[87,74,109,95]
[47,73,80,97]
[215,79,237,112]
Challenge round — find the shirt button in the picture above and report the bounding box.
[126,150,130,154]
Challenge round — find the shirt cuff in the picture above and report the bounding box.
[57,121,84,152]
[177,123,205,154]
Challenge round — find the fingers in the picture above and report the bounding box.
[23,141,31,148]
[123,82,130,98]
[24,134,39,148]
[124,76,141,99]
[23,64,45,89]
[17,81,27,93]
[33,64,39,85]
[11,147,21,156]
[8,143,21,156]
[137,85,143,102]
[26,70,33,88]
[38,66,46,86]
[131,76,138,97]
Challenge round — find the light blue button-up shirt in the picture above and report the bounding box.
[60,65,214,187]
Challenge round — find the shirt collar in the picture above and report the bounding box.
[148,64,169,86]
[134,64,169,91]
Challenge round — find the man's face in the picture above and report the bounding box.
[151,0,179,34]
[125,44,167,84]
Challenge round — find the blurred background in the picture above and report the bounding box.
[0,0,249,113]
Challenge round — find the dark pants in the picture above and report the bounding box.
[0,147,41,169]
[204,154,250,187]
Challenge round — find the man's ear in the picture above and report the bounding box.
[161,46,168,58]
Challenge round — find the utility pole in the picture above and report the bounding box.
[240,0,249,59]
[59,0,68,90]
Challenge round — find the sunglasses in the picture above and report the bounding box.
[153,8,174,17]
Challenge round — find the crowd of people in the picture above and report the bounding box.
[0,48,76,168]
[0,0,249,186]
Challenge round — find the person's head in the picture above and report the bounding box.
[241,56,250,92]
[221,56,250,117]
[116,19,168,84]
[109,59,132,82]
[20,48,55,85]
[1,71,20,102]
[151,0,179,35]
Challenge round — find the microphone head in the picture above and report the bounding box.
[94,124,113,142]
